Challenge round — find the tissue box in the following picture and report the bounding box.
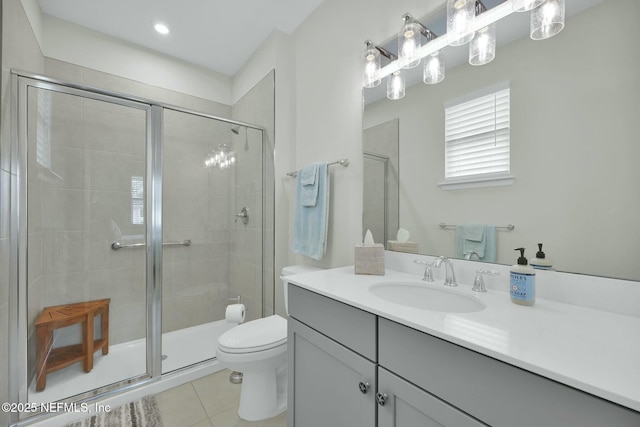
[354,243,385,275]
[387,240,418,254]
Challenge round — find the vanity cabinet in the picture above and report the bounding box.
[288,284,640,427]
[377,367,485,427]
[287,285,377,427]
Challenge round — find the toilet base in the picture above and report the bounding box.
[237,364,287,421]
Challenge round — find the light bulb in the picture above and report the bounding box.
[423,51,445,84]
[447,0,475,46]
[387,71,405,100]
[362,43,381,88]
[398,18,421,69]
[531,0,565,40]
[469,24,496,66]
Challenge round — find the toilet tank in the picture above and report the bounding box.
[281,265,323,315]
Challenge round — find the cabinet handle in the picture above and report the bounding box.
[376,392,388,406]
[358,381,370,394]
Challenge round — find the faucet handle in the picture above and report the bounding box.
[414,259,435,282]
[472,270,499,292]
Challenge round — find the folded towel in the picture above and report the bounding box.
[299,163,320,207]
[455,224,497,262]
[292,163,330,260]
[465,224,485,242]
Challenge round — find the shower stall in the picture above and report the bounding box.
[8,71,271,424]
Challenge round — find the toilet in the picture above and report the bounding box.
[216,265,323,421]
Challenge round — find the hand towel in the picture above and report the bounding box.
[455,224,497,262]
[299,163,320,207]
[292,163,330,260]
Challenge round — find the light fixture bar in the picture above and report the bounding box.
[377,0,515,80]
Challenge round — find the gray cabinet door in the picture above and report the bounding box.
[377,368,487,427]
[288,318,376,427]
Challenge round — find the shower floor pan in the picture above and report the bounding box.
[28,319,233,405]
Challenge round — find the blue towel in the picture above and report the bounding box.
[292,163,330,260]
[299,163,320,207]
[455,225,496,262]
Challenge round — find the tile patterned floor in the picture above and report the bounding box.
[155,369,287,427]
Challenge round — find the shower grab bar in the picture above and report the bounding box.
[110,240,191,251]
[286,158,349,177]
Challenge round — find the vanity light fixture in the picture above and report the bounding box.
[399,13,440,71]
[447,0,476,46]
[530,0,565,40]
[469,0,496,66]
[362,42,404,100]
[512,0,545,12]
[363,0,568,99]
[423,51,445,84]
[154,23,170,35]
[362,40,381,88]
[387,70,405,100]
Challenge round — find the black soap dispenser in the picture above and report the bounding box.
[530,243,553,270]
[510,248,536,306]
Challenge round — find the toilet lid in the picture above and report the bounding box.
[218,315,287,353]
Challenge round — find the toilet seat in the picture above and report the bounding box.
[218,315,287,354]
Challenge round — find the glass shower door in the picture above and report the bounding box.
[161,108,264,373]
[22,80,151,405]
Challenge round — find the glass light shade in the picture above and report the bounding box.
[362,46,381,88]
[423,52,445,84]
[530,0,565,40]
[399,21,422,69]
[387,71,405,100]
[512,0,545,12]
[469,24,496,66]
[447,0,475,46]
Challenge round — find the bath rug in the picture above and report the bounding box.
[66,395,164,427]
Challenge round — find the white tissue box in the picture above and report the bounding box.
[387,240,418,254]
[355,243,385,275]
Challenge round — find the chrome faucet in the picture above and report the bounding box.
[434,256,458,287]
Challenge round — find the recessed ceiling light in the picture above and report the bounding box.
[154,23,170,35]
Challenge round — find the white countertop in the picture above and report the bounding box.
[286,266,640,413]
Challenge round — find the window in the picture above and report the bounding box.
[440,82,513,190]
[131,176,144,225]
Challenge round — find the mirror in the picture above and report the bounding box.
[363,0,640,281]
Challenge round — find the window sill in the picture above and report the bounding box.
[438,175,515,190]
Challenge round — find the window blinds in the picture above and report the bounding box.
[444,86,510,180]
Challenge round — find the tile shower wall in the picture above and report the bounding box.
[26,89,147,361]
[162,110,235,333]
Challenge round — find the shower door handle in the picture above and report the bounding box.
[235,207,249,225]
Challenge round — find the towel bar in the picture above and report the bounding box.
[439,223,514,231]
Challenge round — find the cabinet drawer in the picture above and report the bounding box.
[379,318,640,427]
[288,284,376,361]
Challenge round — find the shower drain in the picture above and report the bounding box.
[161,354,168,360]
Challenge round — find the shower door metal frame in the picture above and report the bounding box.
[363,151,390,245]
[9,69,268,425]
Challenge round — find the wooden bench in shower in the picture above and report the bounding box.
[34,298,110,392]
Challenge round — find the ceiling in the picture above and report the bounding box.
[37,0,325,77]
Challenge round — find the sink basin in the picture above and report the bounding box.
[369,282,486,313]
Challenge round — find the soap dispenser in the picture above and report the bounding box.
[510,248,536,306]
[530,243,553,270]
